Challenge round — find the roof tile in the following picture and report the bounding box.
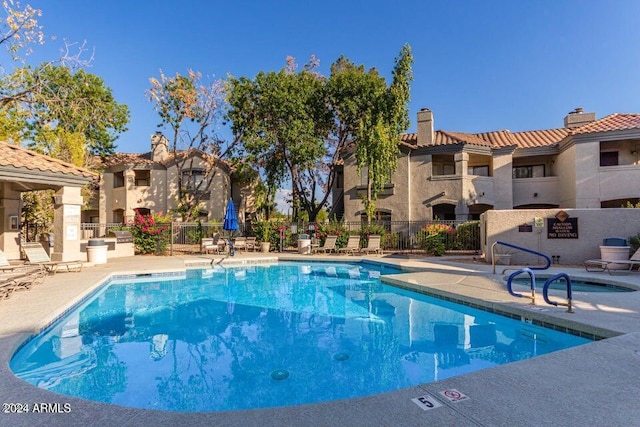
[0,141,96,178]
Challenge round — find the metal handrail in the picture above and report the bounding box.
[491,241,552,274]
[542,273,574,313]
[506,267,537,305]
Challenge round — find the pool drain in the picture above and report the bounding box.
[271,369,290,380]
[333,352,350,361]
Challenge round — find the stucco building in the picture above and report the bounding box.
[98,132,256,224]
[333,108,640,222]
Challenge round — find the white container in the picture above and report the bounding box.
[87,245,108,264]
[298,239,312,255]
[599,246,630,270]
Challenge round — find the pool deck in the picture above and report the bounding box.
[2,252,640,426]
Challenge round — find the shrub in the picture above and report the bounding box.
[317,221,349,248]
[417,223,454,256]
[630,233,640,253]
[129,212,171,255]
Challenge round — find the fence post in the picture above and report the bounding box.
[170,222,174,256]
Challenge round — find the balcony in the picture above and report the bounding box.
[512,176,560,207]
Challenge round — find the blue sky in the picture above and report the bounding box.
[23,0,640,157]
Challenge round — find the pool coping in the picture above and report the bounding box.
[2,253,640,426]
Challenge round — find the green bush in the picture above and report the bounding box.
[455,221,480,250]
[629,233,640,253]
[129,212,171,255]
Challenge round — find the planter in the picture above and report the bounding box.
[599,246,630,270]
[260,242,271,253]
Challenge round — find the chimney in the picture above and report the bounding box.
[151,131,169,162]
[417,108,434,146]
[564,107,596,129]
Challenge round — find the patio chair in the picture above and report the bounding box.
[22,242,83,274]
[312,235,338,254]
[359,235,382,255]
[584,248,640,275]
[233,237,248,253]
[202,234,225,254]
[337,235,360,255]
[246,236,257,252]
[0,249,27,271]
[0,265,47,299]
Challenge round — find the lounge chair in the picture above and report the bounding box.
[202,234,225,254]
[359,235,382,255]
[313,235,338,254]
[337,235,360,255]
[0,265,47,299]
[246,236,257,252]
[233,237,247,253]
[584,248,640,274]
[0,249,27,271]
[22,243,83,274]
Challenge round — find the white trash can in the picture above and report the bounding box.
[87,239,108,264]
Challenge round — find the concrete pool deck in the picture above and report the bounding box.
[1,253,640,426]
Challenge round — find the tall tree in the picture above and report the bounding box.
[3,65,129,162]
[227,46,413,222]
[227,56,331,221]
[147,69,239,221]
[354,44,413,221]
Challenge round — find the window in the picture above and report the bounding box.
[113,209,124,223]
[433,163,455,176]
[134,170,150,186]
[512,165,545,179]
[336,171,344,189]
[600,151,619,167]
[182,169,206,191]
[134,208,150,216]
[468,165,490,176]
[113,171,125,188]
[360,211,392,222]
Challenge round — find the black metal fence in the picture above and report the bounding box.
[79,220,480,256]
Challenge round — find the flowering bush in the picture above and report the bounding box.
[417,223,455,256]
[129,212,171,255]
[316,221,350,248]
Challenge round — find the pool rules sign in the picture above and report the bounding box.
[547,210,578,239]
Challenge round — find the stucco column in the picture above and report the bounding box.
[456,152,470,220]
[0,184,22,259]
[52,186,84,262]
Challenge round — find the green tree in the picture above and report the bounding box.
[147,69,243,221]
[4,65,130,161]
[355,44,413,221]
[227,56,331,221]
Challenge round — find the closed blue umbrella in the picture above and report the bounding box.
[223,199,238,232]
[223,199,238,256]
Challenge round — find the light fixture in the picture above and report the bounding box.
[534,193,538,197]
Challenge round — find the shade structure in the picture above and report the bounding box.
[223,199,238,232]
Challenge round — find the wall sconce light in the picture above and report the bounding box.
[534,193,538,197]
[440,191,446,196]
[479,192,485,197]
[632,150,637,155]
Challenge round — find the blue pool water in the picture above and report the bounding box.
[11,262,591,412]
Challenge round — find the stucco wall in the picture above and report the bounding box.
[482,208,640,265]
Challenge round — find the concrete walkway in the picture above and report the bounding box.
[1,253,640,426]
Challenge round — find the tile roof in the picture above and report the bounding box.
[0,141,96,179]
[102,152,154,167]
[571,113,640,135]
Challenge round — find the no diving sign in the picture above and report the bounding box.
[439,389,469,402]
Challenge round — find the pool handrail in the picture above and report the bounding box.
[506,267,536,304]
[491,241,552,274]
[542,273,574,313]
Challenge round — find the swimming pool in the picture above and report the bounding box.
[11,261,591,412]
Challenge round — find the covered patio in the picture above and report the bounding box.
[0,141,96,261]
